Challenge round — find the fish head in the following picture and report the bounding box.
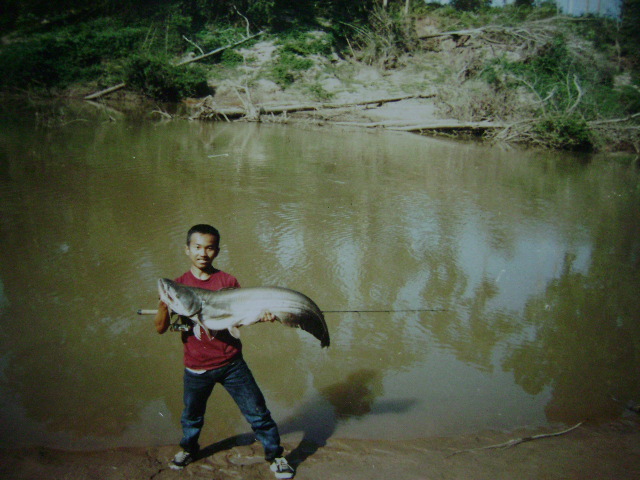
[157,278,202,316]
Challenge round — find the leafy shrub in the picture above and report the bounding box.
[0,39,64,89]
[220,49,246,67]
[307,82,334,101]
[451,0,492,12]
[620,0,640,64]
[268,51,314,87]
[279,30,335,56]
[123,54,211,101]
[533,115,593,151]
[345,6,418,66]
[194,26,250,54]
[0,18,147,90]
[481,35,599,115]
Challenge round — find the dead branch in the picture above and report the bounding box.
[567,74,583,114]
[151,109,172,119]
[176,30,264,66]
[232,84,260,121]
[447,422,583,458]
[182,35,204,55]
[232,5,252,37]
[589,112,640,126]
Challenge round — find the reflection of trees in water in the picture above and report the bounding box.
[502,251,640,424]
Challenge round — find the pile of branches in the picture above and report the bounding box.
[424,16,640,152]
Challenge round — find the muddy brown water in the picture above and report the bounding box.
[1,111,639,450]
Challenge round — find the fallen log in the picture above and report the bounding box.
[262,94,433,113]
[389,121,505,132]
[418,27,487,40]
[192,94,435,120]
[84,82,127,100]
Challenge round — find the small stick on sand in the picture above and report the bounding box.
[447,422,583,458]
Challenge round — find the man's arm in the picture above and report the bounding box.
[155,301,170,333]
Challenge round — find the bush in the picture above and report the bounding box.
[451,0,492,12]
[0,18,147,90]
[344,6,418,65]
[268,51,314,87]
[533,114,593,151]
[279,30,335,57]
[481,35,598,115]
[123,54,211,101]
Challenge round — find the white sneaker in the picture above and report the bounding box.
[270,456,295,479]
[169,450,193,470]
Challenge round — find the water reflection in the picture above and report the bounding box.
[0,111,639,450]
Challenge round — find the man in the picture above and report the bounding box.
[155,224,295,479]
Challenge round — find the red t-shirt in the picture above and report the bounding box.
[174,270,242,370]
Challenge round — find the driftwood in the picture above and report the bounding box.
[390,121,505,132]
[83,31,264,101]
[329,120,505,134]
[84,82,127,100]
[447,422,583,458]
[190,94,509,137]
[419,27,489,40]
[419,16,575,41]
[191,94,434,121]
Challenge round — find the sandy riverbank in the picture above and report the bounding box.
[2,418,639,480]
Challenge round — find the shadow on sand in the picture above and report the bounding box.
[197,369,416,469]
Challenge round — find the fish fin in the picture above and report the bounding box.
[228,326,241,339]
[190,315,211,341]
[195,314,212,340]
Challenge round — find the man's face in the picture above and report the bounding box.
[185,232,219,270]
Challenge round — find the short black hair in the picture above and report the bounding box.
[186,224,220,246]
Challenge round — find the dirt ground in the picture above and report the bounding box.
[2,417,639,480]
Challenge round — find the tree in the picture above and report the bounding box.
[451,0,492,11]
[620,0,640,63]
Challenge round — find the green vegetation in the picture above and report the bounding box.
[0,18,148,90]
[267,30,334,86]
[479,34,610,150]
[123,54,211,102]
[0,1,638,151]
[342,6,418,66]
[425,3,639,151]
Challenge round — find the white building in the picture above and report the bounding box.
[428,0,623,17]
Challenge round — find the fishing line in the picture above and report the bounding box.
[322,309,448,313]
[138,308,448,315]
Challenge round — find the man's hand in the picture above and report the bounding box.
[259,310,278,323]
[155,301,170,334]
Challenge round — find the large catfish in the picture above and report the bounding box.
[158,278,330,347]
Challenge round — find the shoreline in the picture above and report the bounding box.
[2,418,639,479]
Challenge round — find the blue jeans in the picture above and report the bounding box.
[179,357,283,461]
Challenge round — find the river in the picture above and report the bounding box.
[0,106,639,450]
